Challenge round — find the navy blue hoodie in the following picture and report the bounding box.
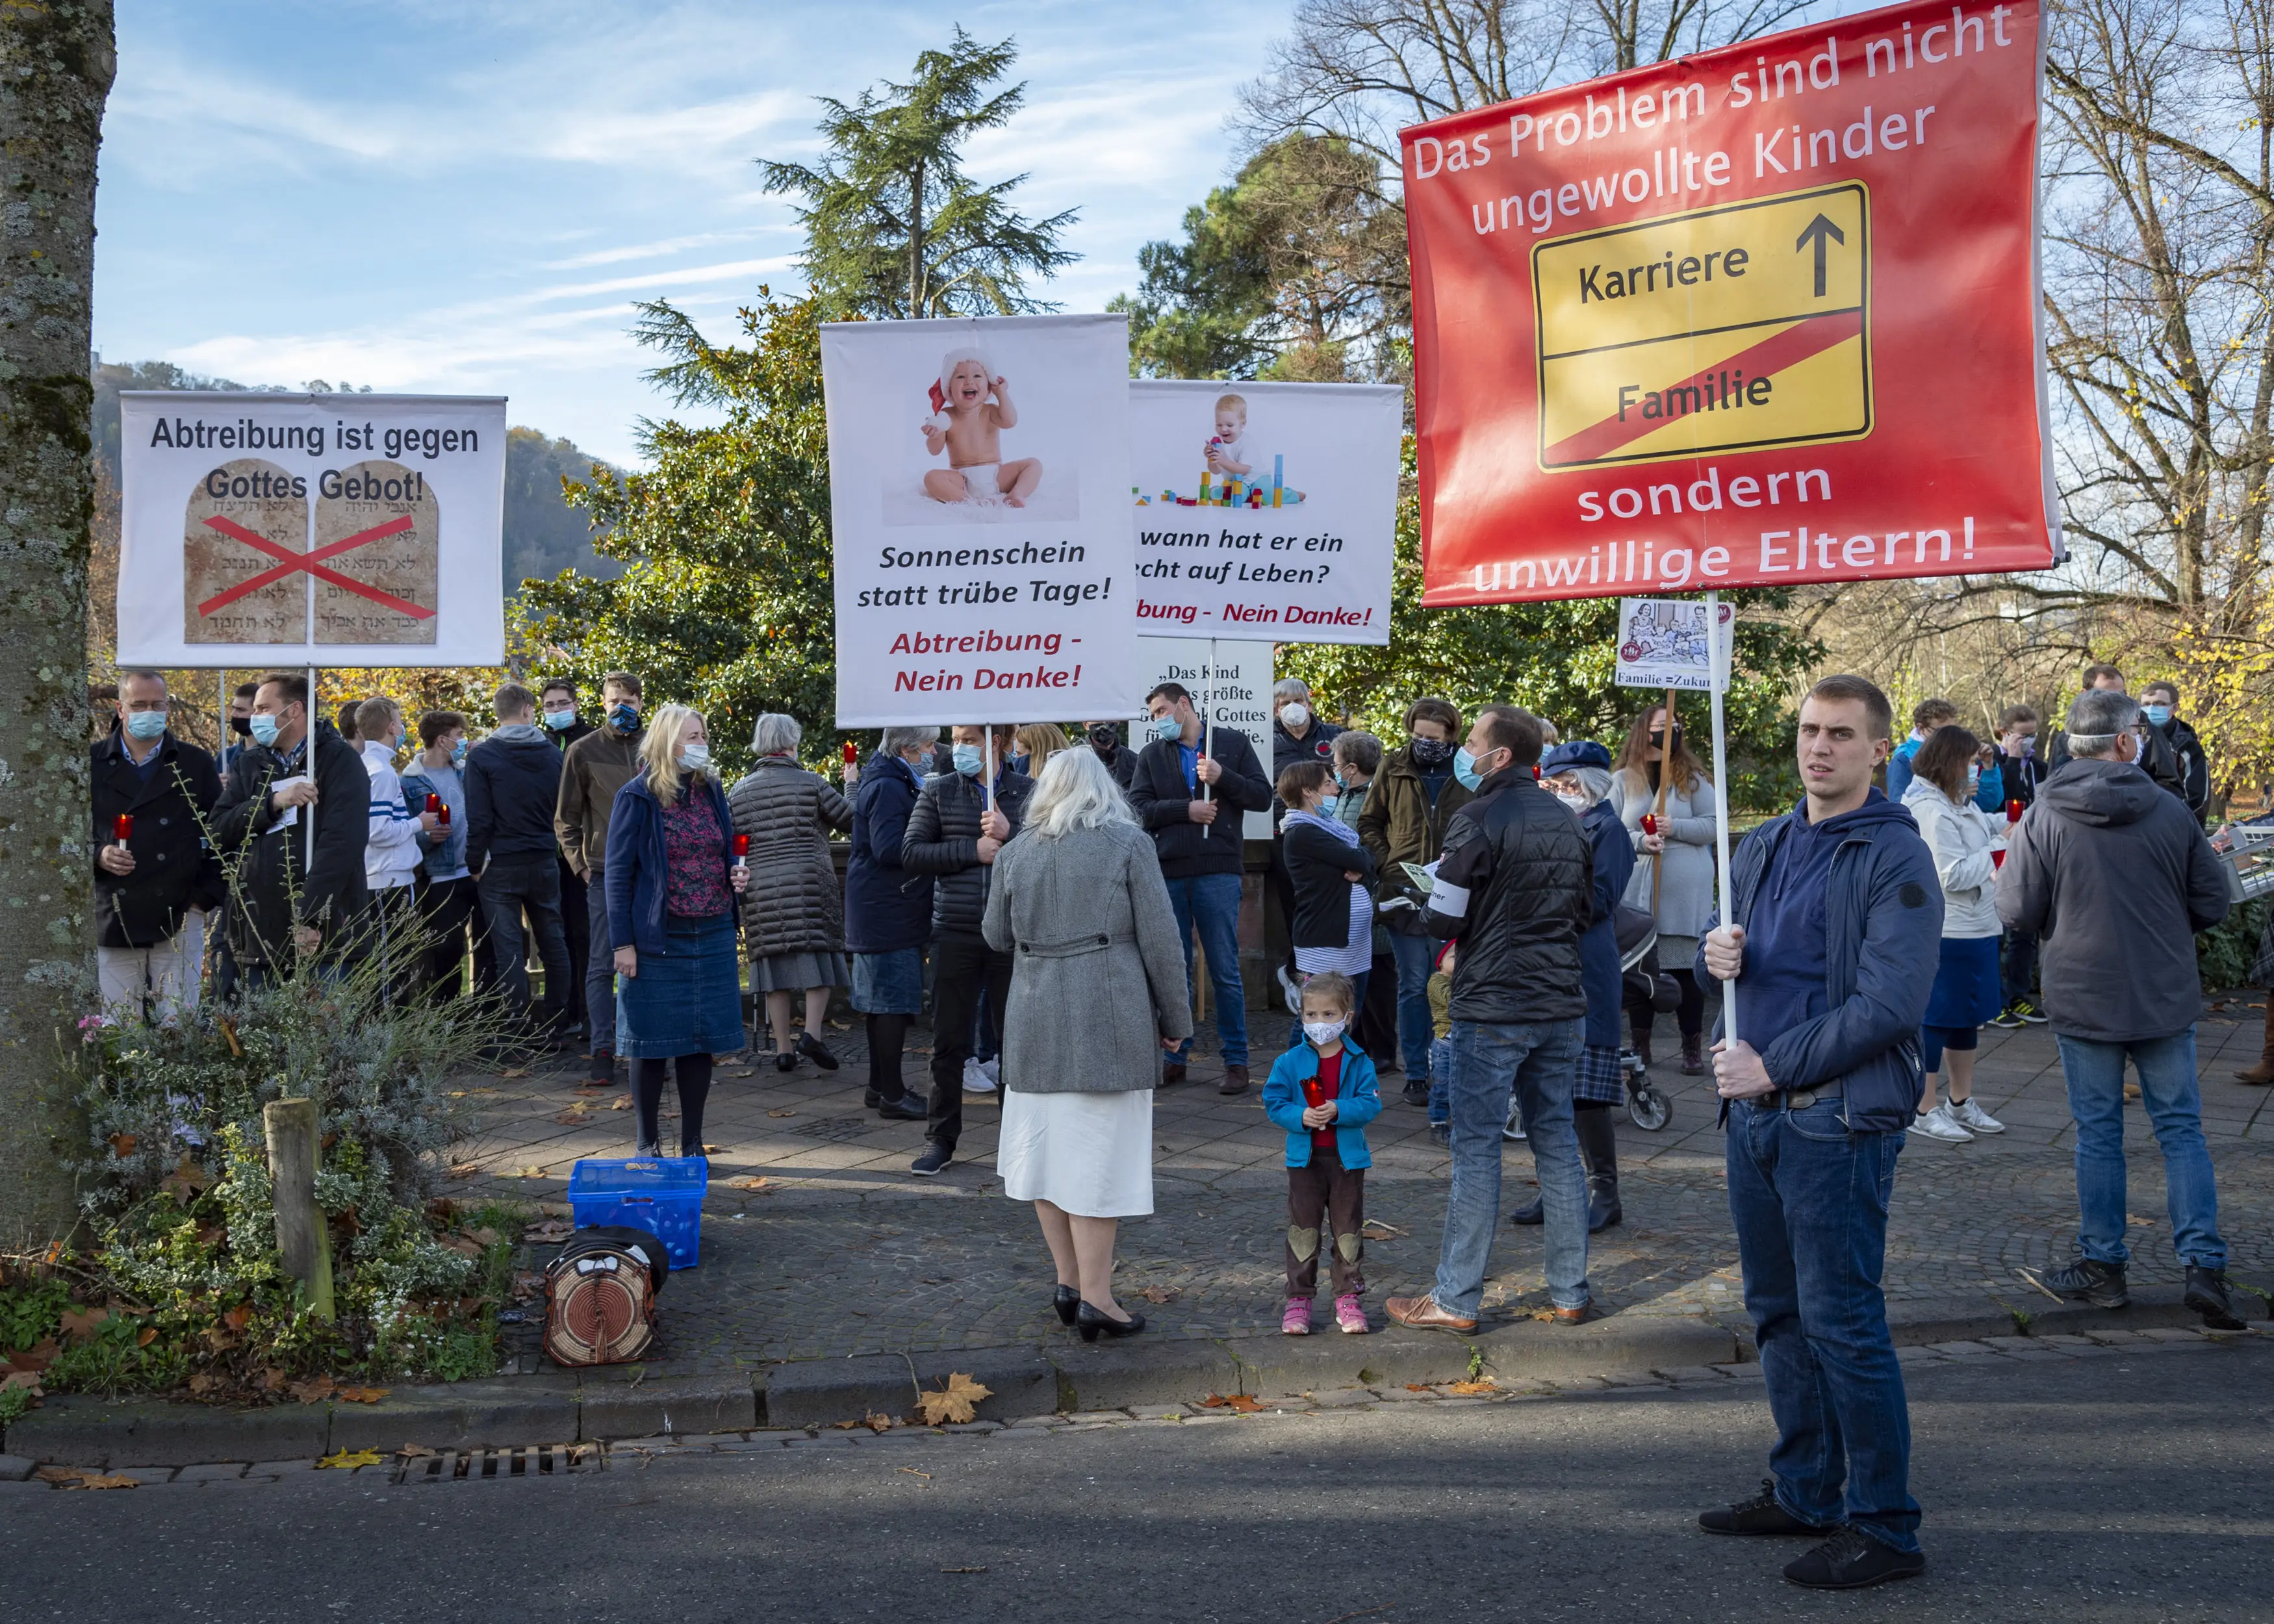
[1698,789,1943,1132]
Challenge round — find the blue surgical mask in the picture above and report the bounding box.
[450,740,468,767]
[1453,745,1500,791]
[1967,764,1981,791]
[1008,752,1030,775]
[248,713,281,748]
[124,711,167,741]
[543,707,576,731]
[952,743,984,776]
[1318,794,1340,818]
[609,703,639,733]
[2143,704,2172,728]
[677,744,710,775]
[1147,715,1181,743]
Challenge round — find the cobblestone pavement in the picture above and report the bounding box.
[450,997,2274,1373]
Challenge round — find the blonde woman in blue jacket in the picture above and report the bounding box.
[1262,972,1383,1336]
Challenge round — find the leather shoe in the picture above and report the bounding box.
[1401,1080,1431,1108]
[1552,1302,1592,1325]
[1161,1062,1188,1088]
[875,1093,927,1122]
[1508,1196,1544,1226]
[1219,1063,1250,1096]
[1075,1301,1145,1342]
[1385,1295,1476,1332]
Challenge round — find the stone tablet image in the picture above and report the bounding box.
[183,457,311,645]
[312,460,440,645]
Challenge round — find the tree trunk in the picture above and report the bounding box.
[0,2,114,1245]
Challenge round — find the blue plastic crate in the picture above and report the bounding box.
[567,1157,708,1269]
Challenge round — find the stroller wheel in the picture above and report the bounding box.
[1628,1084,1672,1132]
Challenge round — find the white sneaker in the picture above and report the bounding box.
[1948,1097,2004,1135]
[1503,1097,1526,1141]
[961,1057,999,1096]
[1277,964,1302,1015]
[1907,1102,1973,1143]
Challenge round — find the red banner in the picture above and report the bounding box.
[1405,0,2055,603]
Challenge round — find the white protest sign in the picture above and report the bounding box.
[118,392,505,667]
[1613,596,1733,692]
[1130,380,1399,644]
[822,314,1142,728]
[1127,639,1274,841]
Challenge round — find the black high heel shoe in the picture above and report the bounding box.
[1075,1301,1146,1343]
[1053,1285,1080,1327]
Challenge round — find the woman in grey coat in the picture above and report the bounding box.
[1608,703,1718,1074]
[983,746,1193,1342]
[727,714,854,1072]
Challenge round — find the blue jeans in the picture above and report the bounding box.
[1433,1017,1587,1315]
[2056,1030,2225,1269]
[585,872,616,1054]
[1389,932,1438,1081]
[1728,1096,1919,1553]
[1165,872,1247,1066]
[1428,1035,1453,1125]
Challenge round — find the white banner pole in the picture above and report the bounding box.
[1201,640,1217,839]
[304,665,318,879]
[1706,596,1737,1046]
[984,729,996,817]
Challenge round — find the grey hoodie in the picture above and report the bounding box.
[1996,757,2229,1043]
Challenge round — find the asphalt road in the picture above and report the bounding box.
[10,1339,2271,1623]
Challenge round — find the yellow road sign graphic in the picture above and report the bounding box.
[1533,182,1872,470]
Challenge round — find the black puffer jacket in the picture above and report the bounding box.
[1422,768,1592,1024]
[728,756,854,957]
[902,768,1034,941]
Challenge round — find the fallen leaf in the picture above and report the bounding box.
[702,1143,721,1154]
[728,1176,772,1192]
[225,1302,254,1331]
[257,1367,287,1392]
[897,1466,932,1484]
[552,1109,591,1126]
[317,1448,383,1470]
[862,1412,895,1432]
[0,1371,43,1397]
[160,1156,211,1202]
[1199,1393,1264,1414]
[187,1372,221,1395]
[516,1166,550,1178]
[522,1220,573,1242]
[915,1372,993,1426]
[400,1444,437,1458]
[468,1226,500,1247]
[1142,1285,1179,1304]
[218,1016,242,1056]
[107,1132,138,1158]
[609,1095,632,1111]
[1405,1384,1433,1393]
[38,1467,135,1490]
[446,1163,482,1179]
[443,1235,485,1258]
[448,1091,469,1098]
[289,1375,338,1404]
[335,1386,389,1404]
[1446,1379,1498,1395]
[500,1067,531,1079]
[767,1109,797,1119]
[59,1307,109,1341]
[135,1326,159,1347]
[509,1271,544,1303]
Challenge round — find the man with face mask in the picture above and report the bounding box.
[220,681,259,774]
[539,679,594,1042]
[556,672,648,1082]
[212,670,370,986]
[1082,720,1140,790]
[2140,681,2210,823]
[1386,705,1596,1334]
[902,723,1034,1174]
[91,670,224,1017]
[1358,698,1474,1107]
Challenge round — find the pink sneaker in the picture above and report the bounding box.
[1281,1296,1312,1335]
[1335,1293,1369,1334]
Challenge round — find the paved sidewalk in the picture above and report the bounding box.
[455,998,2274,1374]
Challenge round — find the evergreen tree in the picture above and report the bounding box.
[760,29,1077,318]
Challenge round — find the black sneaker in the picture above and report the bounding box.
[1986,1005,2025,1030]
[876,1093,928,1123]
[2012,998,2049,1024]
[2186,1265,2249,1330]
[1783,1526,1924,1590]
[1699,1479,1828,1536]
[2023,1256,2128,1308]
[1401,1080,1431,1108]
[910,1143,952,1178]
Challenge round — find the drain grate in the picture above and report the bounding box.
[392,1442,604,1485]
[789,1115,876,1143]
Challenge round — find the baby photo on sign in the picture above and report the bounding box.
[884,344,1080,527]
[313,460,440,645]
[183,457,311,644]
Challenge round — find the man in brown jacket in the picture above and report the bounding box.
[555,670,646,1082]
[1357,698,1474,1106]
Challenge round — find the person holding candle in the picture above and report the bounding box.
[1898,726,2008,1143]
[91,670,224,1019]
[606,704,749,1159]
[726,713,854,1073]
[1611,702,1717,1074]
[402,712,479,1004]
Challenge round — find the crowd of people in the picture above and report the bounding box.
[84,655,2258,1590]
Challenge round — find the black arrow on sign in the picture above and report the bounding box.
[1795,213,1846,298]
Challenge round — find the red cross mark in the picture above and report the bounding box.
[196,515,437,620]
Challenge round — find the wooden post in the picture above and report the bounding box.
[264,1097,335,1321]
[1651,689,1676,913]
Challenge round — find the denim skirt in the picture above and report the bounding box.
[851,947,925,1015]
[1923,932,2002,1029]
[616,914,748,1059]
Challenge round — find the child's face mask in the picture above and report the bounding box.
[1303,1018,1347,1047]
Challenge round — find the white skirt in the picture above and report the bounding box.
[997,1088,1154,1218]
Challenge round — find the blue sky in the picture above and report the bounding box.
[95,1,1286,467]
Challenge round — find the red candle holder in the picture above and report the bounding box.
[1640,814,1658,837]
[424,793,441,815]
[2006,798,2024,824]
[112,813,133,843]
[437,803,451,828]
[732,833,750,866]
[842,739,858,767]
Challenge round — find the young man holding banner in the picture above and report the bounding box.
[1696,675,1941,1590]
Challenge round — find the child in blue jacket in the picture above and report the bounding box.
[1263,972,1383,1335]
